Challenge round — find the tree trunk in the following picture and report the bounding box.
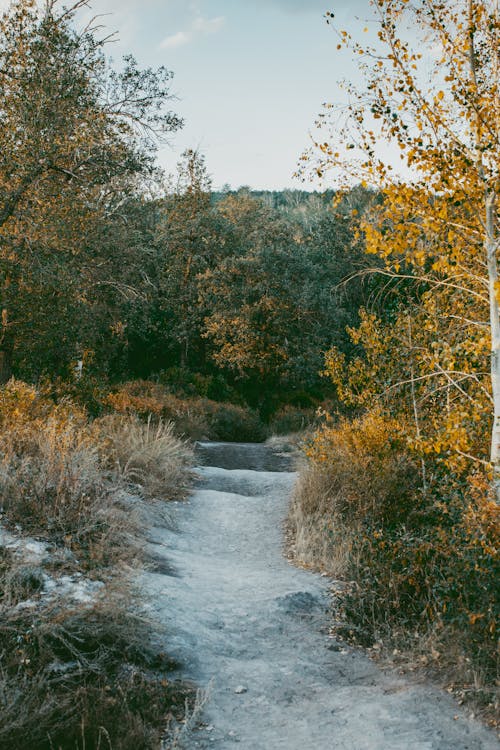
[407,316,427,495]
[0,347,12,384]
[486,192,500,502]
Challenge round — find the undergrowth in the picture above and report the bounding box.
[104,380,267,442]
[289,409,499,725]
[0,380,195,748]
[0,584,192,750]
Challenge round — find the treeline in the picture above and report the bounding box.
[0,6,375,423]
[117,163,374,416]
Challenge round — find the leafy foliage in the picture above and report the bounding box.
[292,414,498,707]
[294,0,500,717]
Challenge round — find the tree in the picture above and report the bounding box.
[200,192,367,412]
[306,0,500,498]
[0,0,182,381]
[141,149,231,372]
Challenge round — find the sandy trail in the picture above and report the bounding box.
[144,442,499,750]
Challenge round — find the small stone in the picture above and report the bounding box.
[234,685,248,694]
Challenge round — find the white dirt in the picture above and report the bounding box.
[143,442,499,750]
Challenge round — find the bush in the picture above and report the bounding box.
[41,374,111,418]
[303,410,419,526]
[205,402,267,442]
[105,381,210,438]
[92,414,194,500]
[290,408,499,712]
[156,367,241,403]
[105,380,267,442]
[268,405,319,436]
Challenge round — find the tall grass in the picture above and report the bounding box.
[92,414,194,501]
[0,381,196,748]
[288,463,357,577]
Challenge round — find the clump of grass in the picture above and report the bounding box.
[0,414,139,571]
[0,382,195,569]
[288,462,356,577]
[92,414,194,501]
[0,380,197,747]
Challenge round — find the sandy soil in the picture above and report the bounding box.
[143,442,499,750]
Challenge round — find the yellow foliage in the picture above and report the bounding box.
[305,409,419,525]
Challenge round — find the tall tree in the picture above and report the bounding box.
[200,193,367,411]
[147,149,229,371]
[0,0,182,381]
[306,0,500,498]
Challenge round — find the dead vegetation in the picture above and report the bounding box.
[288,462,357,578]
[0,585,192,750]
[92,414,194,501]
[0,380,196,749]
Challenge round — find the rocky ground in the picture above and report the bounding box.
[143,442,499,750]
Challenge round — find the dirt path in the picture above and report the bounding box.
[144,442,499,750]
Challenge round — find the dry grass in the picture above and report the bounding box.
[287,462,356,577]
[0,580,193,750]
[289,412,499,728]
[0,387,195,569]
[92,414,194,501]
[0,416,140,572]
[287,412,419,577]
[105,380,267,442]
[0,381,197,748]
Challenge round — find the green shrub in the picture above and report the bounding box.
[155,368,241,403]
[206,402,267,442]
[268,405,318,435]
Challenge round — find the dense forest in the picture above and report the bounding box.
[0,131,373,422]
[0,0,498,747]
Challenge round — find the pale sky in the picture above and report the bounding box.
[2,0,375,190]
[80,0,375,190]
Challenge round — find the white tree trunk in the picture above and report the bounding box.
[486,192,500,502]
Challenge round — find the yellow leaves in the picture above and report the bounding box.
[468,612,484,624]
[494,280,500,305]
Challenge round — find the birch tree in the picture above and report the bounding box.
[306,0,500,498]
